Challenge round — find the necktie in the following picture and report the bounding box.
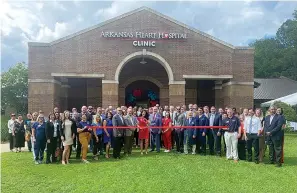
[189,118,191,124]
[249,116,253,134]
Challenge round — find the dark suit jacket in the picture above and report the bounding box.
[264,114,283,140]
[212,113,222,132]
[112,114,125,137]
[45,120,62,140]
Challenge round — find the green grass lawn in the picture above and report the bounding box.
[1,134,297,193]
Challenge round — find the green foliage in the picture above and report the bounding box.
[1,62,28,114]
[273,101,297,122]
[1,116,9,142]
[251,9,297,81]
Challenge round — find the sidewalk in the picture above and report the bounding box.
[1,143,29,153]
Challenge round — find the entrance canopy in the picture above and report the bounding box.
[261,92,297,107]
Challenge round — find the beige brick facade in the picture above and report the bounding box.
[28,7,254,113]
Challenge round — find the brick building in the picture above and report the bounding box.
[28,7,254,113]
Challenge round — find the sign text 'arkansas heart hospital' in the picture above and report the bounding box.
[101,31,187,47]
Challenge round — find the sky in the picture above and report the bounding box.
[1,0,297,72]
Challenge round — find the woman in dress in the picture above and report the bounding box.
[77,114,92,163]
[137,110,149,155]
[61,110,76,165]
[102,112,113,159]
[255,108,266,162]
[13,114,25,152]
[162,112,172,153]
[276,107,286,163]
[91,114,103,160]
[32,114,46,164]
[238,114,246,160]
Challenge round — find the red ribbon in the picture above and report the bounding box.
[87,126,227,129]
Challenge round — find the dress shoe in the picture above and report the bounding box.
[255,161,259,164]
[276,163,282,167]
[266,161,275,165]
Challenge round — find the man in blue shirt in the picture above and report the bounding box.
[222,108,241,162]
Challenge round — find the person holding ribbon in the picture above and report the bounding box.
[183,111,197,154]
[149,106,162,153]
[162,112,172,153]
[137,110,149,155]
[92,114,103,160]
[103,111,113,158]
[77,114,92,163]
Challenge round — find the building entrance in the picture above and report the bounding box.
[125,80,159,108]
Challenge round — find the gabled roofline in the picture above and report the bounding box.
[28,6,253,50]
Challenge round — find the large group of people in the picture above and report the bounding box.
[7,103,286,167]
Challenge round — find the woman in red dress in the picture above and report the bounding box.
[162,112,172,153]
[137,110,149,155]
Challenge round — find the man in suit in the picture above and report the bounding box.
[184,111,197,154]
[124,108,137,156]
[264,106,284,167]
[112,107,125,159]
[196,107,209,155]
[209,106,223,156]
[149,106,162,153]
[174,106,186,153]
[169,105,176,150]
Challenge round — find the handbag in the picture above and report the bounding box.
[25,131,31,141]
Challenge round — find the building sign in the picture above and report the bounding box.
[101,31,187,47]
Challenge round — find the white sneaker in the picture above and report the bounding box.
[192,152,196,155]
[164,150,170,153]
[82,159,90,164]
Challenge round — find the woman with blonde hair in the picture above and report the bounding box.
[60,110,76,165]
[91,114,103,160]
[32,114,46,164]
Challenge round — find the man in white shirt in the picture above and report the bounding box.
[244,108,262,164]
[8,113,16,152]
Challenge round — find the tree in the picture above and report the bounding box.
[273,101,297,123]
[251,9,297,81]
[1,62,28,114]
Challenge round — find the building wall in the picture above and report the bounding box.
[28,9,254,113]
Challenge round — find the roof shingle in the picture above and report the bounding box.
[254,77,297,100]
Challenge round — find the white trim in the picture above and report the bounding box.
[183,75,233,79]
[222,81,254,87]
[170,81,186,85]
[102,80,119,84]
[28,79,61,85]
[51,73,104,78]
[27,7,253,50]
[115,51,174,84]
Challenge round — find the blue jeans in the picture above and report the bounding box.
[150,133,160,152]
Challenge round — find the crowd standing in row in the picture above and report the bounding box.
[7,104,286,167]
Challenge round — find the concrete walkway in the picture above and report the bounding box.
[1,143,29,153]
